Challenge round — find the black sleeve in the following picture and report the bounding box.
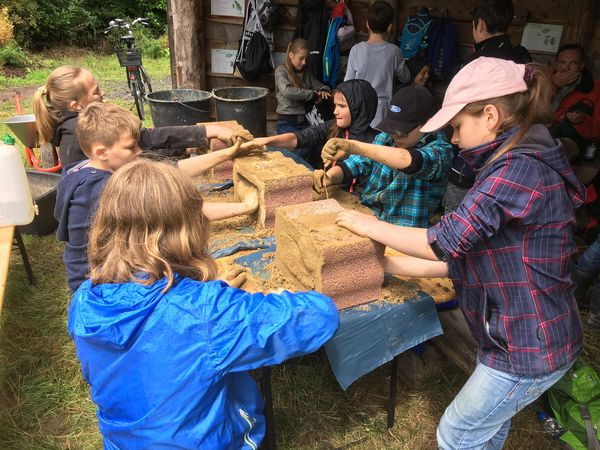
[337,161,355,186]
[400,148,424,174]
[139,125,208,156]
[293,120,332,149]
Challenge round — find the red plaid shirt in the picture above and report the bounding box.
[428,125,586,375]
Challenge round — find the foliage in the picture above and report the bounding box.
[104,22,168,60]
[0,6,13,46]
[0,40,29,68]
[0,0,167,49]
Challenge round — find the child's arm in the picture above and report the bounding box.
[177,141,265,177]
[254,133,298,149]
[322,138,413,170]
[335,209,439,261]
[275,67,316,102]
[313,165,344,193]
[384,255,448,278]
[204,123,253,144]
[203,174,258,220]
[395,52,411,83]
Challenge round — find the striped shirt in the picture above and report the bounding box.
[340,131,453,227]
[428,125,586,375]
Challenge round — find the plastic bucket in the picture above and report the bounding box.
[3,114,38,147]
[146,89,212,127]
[212,87,269,137]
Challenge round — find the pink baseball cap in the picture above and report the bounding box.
[420,57,528,133]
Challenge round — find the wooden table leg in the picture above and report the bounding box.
[260,366,277,450]
[13,228,34,285]
[387,355,399,429]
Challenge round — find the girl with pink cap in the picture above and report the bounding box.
[325,57,586,449]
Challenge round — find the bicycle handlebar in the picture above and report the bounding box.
[104,17,149,34]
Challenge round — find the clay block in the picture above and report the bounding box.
[233,152,313,228]
[274,199,385,309]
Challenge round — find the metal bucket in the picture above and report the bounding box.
[3,114,38,147]
[212,87,269,137]
[146,89,212,127]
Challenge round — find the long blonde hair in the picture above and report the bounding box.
[32,66,89,144]
[461,63,553,167]
[285,38,309,88]
[88,159,218,292]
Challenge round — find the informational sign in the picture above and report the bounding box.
[211,0,244,17]
[521,23,563,53]
[211,49,237,74]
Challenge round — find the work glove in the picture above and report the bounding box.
[313,169,337,194]
[321,138,361,166]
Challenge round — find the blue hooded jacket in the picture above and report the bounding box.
[68,275,339,449]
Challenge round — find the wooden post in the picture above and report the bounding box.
[563,0,597,47]
[167,0,207,90]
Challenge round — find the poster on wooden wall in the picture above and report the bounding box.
[211,0,244,17]
[521,23,564,54]
[211,49,237,74]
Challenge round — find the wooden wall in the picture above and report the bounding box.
[168,0,599,134]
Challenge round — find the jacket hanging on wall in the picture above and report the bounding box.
[294,0,330,81]
[235,0,275,81]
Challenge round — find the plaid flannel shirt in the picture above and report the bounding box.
[428,125,586,376]
[339,131,453,227]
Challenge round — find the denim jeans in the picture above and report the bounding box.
[277,119,311,161]
[437,360,574,449]
[577,233,600,272]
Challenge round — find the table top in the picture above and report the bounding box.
[0,226,15,317]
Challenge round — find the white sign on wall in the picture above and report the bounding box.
[211,49,237,74]
[211,0,244,17]
[521,23,564,54]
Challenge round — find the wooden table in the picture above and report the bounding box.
[0,226,15,317]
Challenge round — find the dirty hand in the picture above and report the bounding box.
[232,126,254,143]
[221,266,247,288]
[229,140,267,158]
[313,169,335,194]
[321,138,362,165]
[334,210,379,238]
[236,176,259,214]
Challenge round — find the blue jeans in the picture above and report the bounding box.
[277,119,311,161]
[577,233,600,272]
[437,360,574,449]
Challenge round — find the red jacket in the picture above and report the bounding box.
[554,68,600,142]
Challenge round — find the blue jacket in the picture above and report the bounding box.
[68,275,339,449]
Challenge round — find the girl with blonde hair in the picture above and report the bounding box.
[68,159,338,449]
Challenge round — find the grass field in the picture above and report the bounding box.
[0,49,599,449]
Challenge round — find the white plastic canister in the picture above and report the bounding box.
[0,134,35,226]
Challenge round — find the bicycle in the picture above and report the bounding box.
[105,18,153,120]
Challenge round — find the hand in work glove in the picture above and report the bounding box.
[219,126,254,145]
[321,138,362,166]
[221,266,247,288]
[313,169,337,194]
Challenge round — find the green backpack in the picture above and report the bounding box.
[548,358,600,450]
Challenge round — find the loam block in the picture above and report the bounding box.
[274,199,385,309]
[233,151,313,228]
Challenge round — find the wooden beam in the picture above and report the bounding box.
[563,0,597,47]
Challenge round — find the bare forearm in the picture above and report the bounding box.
[384,255,448,277]
[254,133,298,149]
[367,221,439,260]
[349,140,412,170]
[204,124,233,139]
[177,150,230,176]
[326,166,344,184]
[203,202,253,221]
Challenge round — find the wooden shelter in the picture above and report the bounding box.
[166,0,600,132]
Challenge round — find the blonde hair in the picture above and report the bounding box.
[76,102,141,157]
[32,66,90,145]
[461,63,553,166]
[88,159,218,292]
[285,38,309,88]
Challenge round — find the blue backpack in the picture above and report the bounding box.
[398,8,431,59]
[426,16,457,81]
[322,15,344,88]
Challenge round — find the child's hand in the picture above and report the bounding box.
[313,169,336,194]
[321,138,361,165]
[236,176,259,214]
[227,140,267,159]
[217,126,254,145]
[221,266,247,288]
[334,210,379,238]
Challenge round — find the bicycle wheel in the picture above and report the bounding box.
[128,70,145,120]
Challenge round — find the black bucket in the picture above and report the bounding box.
[146,89,212,127]
[212,87,269,137]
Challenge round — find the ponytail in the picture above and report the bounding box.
[462,63,553,166]
[284,38,309,89]
[32,66,88,144]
